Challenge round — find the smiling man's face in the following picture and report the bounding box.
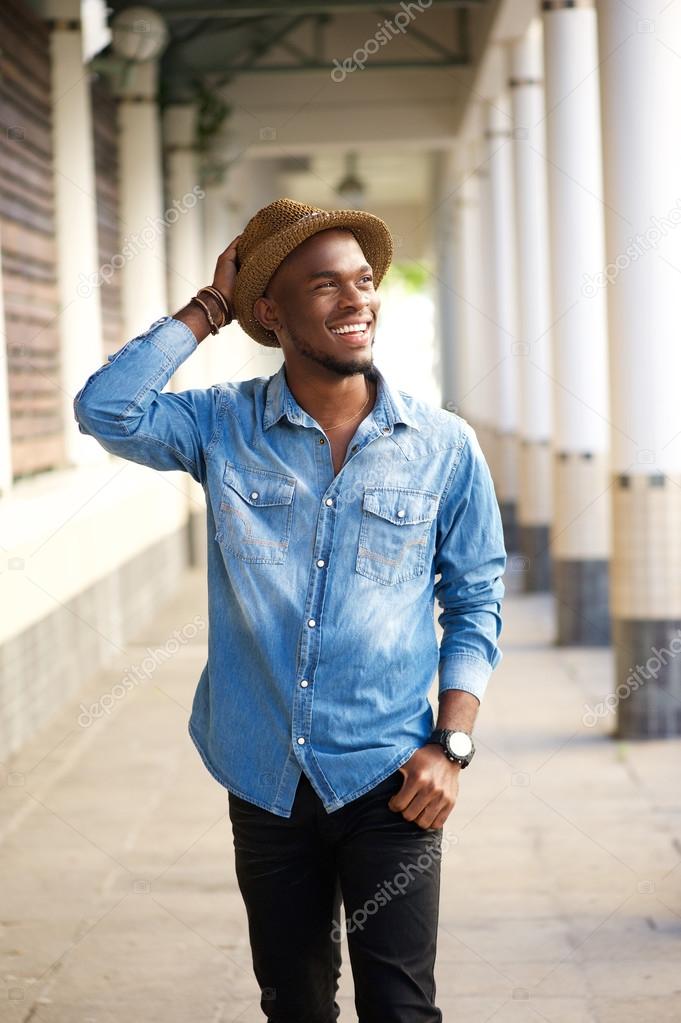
[253,228,382,377]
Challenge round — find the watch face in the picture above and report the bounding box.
[447,731,472,758]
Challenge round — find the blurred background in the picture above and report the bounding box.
[1,0,681,1020]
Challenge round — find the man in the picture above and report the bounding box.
[73,198,506,1022]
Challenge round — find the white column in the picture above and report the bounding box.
[0,224,12,495]
[476,134,501,477]
[542,0,611,645]
[201,168,233,385]
[239,157,281,221]
[454,168,481,426]
[116,60,168,337]
[199,159,265,386]
[431,149,458,415]
[486,89,520,554]
[230,157,283,380]
[453,136,495,441]
[203,158,269,383]
[597,2,681,736]
[454,121,499,469]
[202,177,231,287]
[199,152,282,384]
[162,103,211,561]
[40,0,105,467]
[510,19,554,592]
[163,103,211,390]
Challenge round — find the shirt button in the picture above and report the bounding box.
[250,491,259,500]
[319,437,326,445]
[308,618,316,628]
[300,679,309,687]
[325,497,333,506]
[382,426,390,434]
[317,559,325,568]
[397,509,406,518]
[297,737,306,744]
[351,444,359,452]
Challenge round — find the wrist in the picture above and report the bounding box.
[201,291,225,326]
[200,285,234,326]
[427,727,476,769]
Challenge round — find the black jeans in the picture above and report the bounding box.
[227,767,444,1023]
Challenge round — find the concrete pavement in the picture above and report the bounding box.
[1,566,680,1022]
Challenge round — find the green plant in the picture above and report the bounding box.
[384,260,433,294]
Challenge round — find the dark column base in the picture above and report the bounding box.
[517,523,552,592]
[612,619,681,738]
[554,559,610,646]
[499,500,518,556]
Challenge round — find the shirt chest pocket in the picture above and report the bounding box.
[216,462,296,565]
[356,487,439,585]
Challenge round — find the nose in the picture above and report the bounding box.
[337,281,371,310]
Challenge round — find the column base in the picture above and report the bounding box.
[554,559,610,646]
[611,619,681,737]
[517,523,552,592]
[499,500,518,555]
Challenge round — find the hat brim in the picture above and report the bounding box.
[233,208,393,348]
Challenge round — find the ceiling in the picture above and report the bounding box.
[101,0,490,103]
[95,0,496,220]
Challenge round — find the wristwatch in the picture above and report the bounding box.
[427,728,475,768]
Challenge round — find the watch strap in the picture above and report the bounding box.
[427,727,474,768]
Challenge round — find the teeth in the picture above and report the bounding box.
[331,323,369,334]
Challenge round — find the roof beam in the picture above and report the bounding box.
[160,0,483,18]
[190,57,469,73]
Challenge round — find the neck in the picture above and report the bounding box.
[283,362,378,429]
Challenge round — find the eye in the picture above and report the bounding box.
[315,274,373,290]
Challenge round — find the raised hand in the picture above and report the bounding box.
[211,233,242,314]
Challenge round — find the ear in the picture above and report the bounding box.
[253,294,280,333]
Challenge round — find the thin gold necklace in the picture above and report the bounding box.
[323,380,373,431]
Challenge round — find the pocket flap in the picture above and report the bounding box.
[223,462,296,507]
[362,487,439,525]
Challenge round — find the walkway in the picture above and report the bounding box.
[1,567,680,1022]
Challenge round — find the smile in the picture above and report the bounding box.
[328,322,372,344]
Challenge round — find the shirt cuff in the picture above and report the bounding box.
[438,654,495,703]
[145,315,199,366]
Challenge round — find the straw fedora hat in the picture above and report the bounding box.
[232,197,394,348]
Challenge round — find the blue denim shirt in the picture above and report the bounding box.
[73,316,506,817]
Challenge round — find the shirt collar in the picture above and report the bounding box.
[262,361,421,434]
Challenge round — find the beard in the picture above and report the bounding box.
[287,322,376,379]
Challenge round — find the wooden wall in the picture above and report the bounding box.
[0,0,63,479]
[0,1,124,480]
[91,73,123,361]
